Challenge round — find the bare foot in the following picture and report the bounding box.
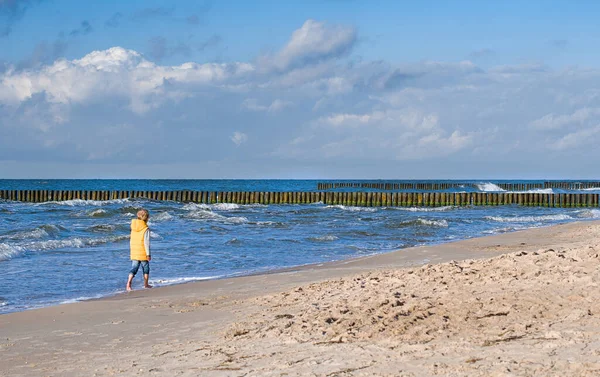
[144,285,153,289]
[126,286,132,292]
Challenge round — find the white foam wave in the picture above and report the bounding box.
[89,224,116,232]
[506,188,554,194]
[40,199,130,206]
[326,205,377,212]
[477,183,506,192]
[182,203,208,211]
[183,202,241,211]
[0,228,49,241]
[482,226,523,235]
[5,235,130,254]
[185,209,248,224]
[88,209,107,217]
[485,214,573,223]
[395,206,454,212]
[575,209,600,219]
[151,212,173,222]
[417,219,449,227]
[0,243,25,261]
[212,203,240,210]
[309,235,339,242]
[151,275,223,286]
[60,294,106,305]
[580,187,600,191]
[525,188,554,194]
[149,231,162,239]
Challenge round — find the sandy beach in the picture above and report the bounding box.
[3,221,600,376]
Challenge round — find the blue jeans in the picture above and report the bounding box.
[129,260,150,276]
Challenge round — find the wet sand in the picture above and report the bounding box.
[2,221,600,376]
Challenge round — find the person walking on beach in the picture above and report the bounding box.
[126,209,152,291]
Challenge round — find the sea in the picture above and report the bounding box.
[2,179,600,314]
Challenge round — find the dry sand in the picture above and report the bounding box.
[3,221,600,376]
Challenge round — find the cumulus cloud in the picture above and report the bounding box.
[3,19,600,177]
[0,46,254,113]
[231,131,247,146]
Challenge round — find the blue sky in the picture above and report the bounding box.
[1,0,600,178]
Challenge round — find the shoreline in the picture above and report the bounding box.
[0,222,532,315]
[3,220,600,376]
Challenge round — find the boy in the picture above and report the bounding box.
[126,209,152,291]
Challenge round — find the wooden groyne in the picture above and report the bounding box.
[0,190,598,207]
[317,181,600,191]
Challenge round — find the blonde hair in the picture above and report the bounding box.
[137,209,149,221]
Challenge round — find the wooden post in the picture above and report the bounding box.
[406,192,413,207]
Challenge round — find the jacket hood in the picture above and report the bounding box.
[131,219,148,232]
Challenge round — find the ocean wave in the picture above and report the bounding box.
[88,224,117,232]
[308,235,339,242]
[150,212,174,222]
[477,183,506,192]
[60,294,106,305]
[0,224,62,241]
[213,203,241,211]
[225,237,242,245]
[326,205,377,212]
[253,221,288,228]
[0,243,25,261]
[88,209,108,217]
[7,235,130,254]
[394,206,455,212]
[574,209,600,219]
[508,188,554,194]
[386,218,449,229]
[149,231,162,239]
[150,275,223,286]
[183,202,241,211]
[580,187,600,191]
[485,214,573,223]
[482,226,526,235]
[184,209,248,224]
[39,199,130,207]
[416,219,449,227]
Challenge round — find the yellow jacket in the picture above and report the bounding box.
[130,219,149,261]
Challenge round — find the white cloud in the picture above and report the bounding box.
[260,19,356,72]
[231,131,247,146]
[530,108,600,130]
[549,124,600,151]
[4,19,600,177]
[0,47,254,114]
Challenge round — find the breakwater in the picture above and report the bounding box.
[317,181,600,191]
[1,190,598,207]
